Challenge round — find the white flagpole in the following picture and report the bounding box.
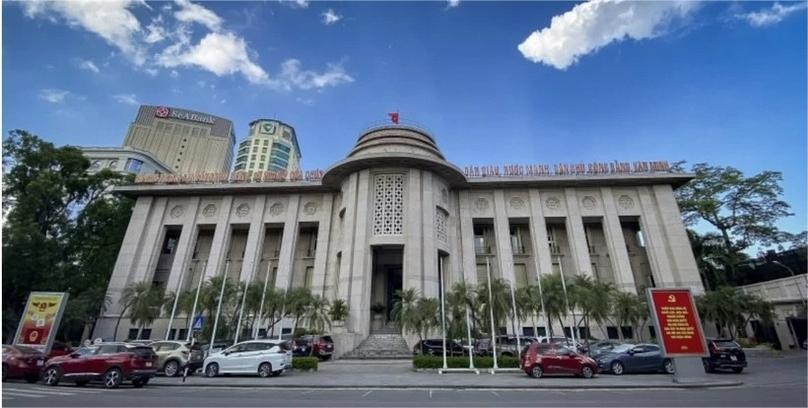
[277,288,287,341]
[508,277,522,360]
[533,261,548,338]
[485,256,498,370]
[253,259,273,339]
[209,260,230,354]
[165,261,189,340]
[465,304,475,370]
[557,259,577,347]
[186,260,206,341]
[439,257,448,371]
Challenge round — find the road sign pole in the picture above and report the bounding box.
[186,260,206,342]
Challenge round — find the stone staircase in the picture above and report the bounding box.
[340,323,412,360]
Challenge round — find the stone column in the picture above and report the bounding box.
[527,190,553,279]
[493,191,516,283]
[600,187,636,293]
[636,186,675,287]
[311,193,334,296]
[563,188,593,277]
[652,185,704,293]
[348,170,371,335]
[458,191,478,285]
[165,197,201,293]
[421,172,438,298]
[274,195,301,290]
[240,196,268,282]
[404,169,424,293]
[203,196,234,279]
[130,197,169,283]
[337,174,358,303]
[105,196,154,315]
[446,191,464,286]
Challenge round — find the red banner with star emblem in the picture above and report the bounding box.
[13,292,69,354]
[647,288,708,357]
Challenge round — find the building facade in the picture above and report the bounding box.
[234,119,301,173]
[95,125,703,354]
[123,105,236,174]
[81,146,174,176]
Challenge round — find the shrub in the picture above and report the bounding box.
[329,299,349,322]
[412,355,519,370]
[735,338,758,348]
[293,357,319,371]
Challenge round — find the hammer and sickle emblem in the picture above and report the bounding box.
[667,294,676,303]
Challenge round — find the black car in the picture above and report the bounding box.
[293,335,335,360]
[413,339,466,356]
[702,338,747,373]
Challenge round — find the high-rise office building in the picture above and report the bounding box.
[234,119,301,173]
[123,105,235,173]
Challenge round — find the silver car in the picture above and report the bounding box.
[150,341,204,377]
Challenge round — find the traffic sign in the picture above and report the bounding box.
[192,315,204,331]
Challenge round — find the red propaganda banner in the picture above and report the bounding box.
[647,288,708,357]
[13,292,69,354]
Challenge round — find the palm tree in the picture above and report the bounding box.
[302,295,331,355]
[586,280,616,339]
[515,286,540,338]
[162,289,196,338]
[450,282,479,334]
[539,274,568,336]
[475,278,511,337]
[127,283,165,340]
[242,282,266,335]
[611,291,637,341]
[199,275,239,341]
[114,281,155,340]
[392,288,420,337]
[414,297,440,347]
[285,286,313,336]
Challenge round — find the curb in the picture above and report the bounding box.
[147,381,744,390]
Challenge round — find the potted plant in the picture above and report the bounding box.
[370,302,386,331]
[329,299,349,329]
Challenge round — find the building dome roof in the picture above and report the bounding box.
[321,125,467,188]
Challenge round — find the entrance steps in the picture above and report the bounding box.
[340,323,412,360]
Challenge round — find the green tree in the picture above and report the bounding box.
[475,278,511,337]
[611,291,638,341]
[392,288,420,339]
[2,130,133,342]
[676,163,797,284]
[329,299,349,322]
[539,274,568,336]
[303,295,331,335]
[572,276,615,340]
[285,287,314,336]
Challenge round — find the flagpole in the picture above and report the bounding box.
[508,276,522,361]
[186,260,206,341]
[253,259,273,339]
[439,256,448,371]
[465,304,475,370]
[165,260,190,340]
[485,256,498,371]
[234,260,253,344]
[209,260,230,356]
[557,258,577,347]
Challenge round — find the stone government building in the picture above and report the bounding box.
[95,123,704,356]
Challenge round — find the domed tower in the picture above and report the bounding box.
[323,124,466,343]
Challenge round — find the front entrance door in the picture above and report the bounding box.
[370,246,403,329]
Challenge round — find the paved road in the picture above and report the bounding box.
[3,354,805,407]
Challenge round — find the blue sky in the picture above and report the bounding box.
[2,1,806,238]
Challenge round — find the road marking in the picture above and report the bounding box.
[429,389,433,399]
[2,396,14,400]
[3,387,78,396]
[361,390,373,398]
[300,390,315,395]
[490,391,500,397]
[3,391,47,398]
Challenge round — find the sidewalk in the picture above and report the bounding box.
[149,359,743,390]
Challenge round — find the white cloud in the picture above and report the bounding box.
[113,93,140,106]
[170,70,180,78]
[144,16,168,44]
[39,89,70,103]
[447,0,461,9]
[517,0,696,70]
[78,59,100,73]
[22,0,147,65]
[281,0,309,9]
[736,2,807,27]
[278,59,354,90]
[156,31,269,84]
[322,9,342,25]
[173,0,222,31]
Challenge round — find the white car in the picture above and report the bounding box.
[203,340,292,378]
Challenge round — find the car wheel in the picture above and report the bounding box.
[663,359,675,374]
[611,361,624,376]
[702,360,714,373]
[103,368,123,389]
[205,363,219,377]
[163,360,180,377]
[530,365,543,378]
[43,366,61,386]
[258,363,272,378]
[25,375,39,383]
[581,366,594,379]
[75,381,89,387]
[731,367,743,373]
[271,370,282,377]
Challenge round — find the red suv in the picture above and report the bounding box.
[520,343,598,378]
[3,345,47,383]
[42,343,157,388]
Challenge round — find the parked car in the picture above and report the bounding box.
[537,336,588,354]
[413,339,466,356]
[588,340,624,359]
[127,340,154,346]
[595,343,674,375]
[200,342,233,356]
[702,338,747,373]
[150,341,204,377]
[42,343,157,388]
[293,335,334,360]
[48,341,73,359]
[475,336,539,357]
[2,345,47,383]
[203,340,292,378]
[520,343,598,378]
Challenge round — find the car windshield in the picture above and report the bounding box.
[713,340,740,348]
[74,347,99,356]
[15,345,42,354]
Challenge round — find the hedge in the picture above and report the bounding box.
[412,355,519,369]
[292,357,319,371]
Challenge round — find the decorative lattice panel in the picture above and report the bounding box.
[372,174,404,236]
[436,208,448,243]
